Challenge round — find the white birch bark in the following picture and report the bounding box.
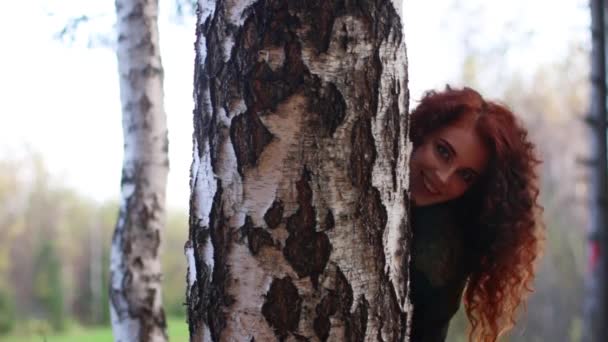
[109,0,169,341]
[186,1,411,341]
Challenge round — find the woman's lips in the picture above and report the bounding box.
[422,172,440,195]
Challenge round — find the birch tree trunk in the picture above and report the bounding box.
[109,0,169,341]
[185,1,410,340]
[584,0,608,341]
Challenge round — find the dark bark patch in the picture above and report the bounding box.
[230,110,274,175]
[145,288,157,309]
[313,304,332,341]
[192,56,215,163]
[313,266,369,342]
[339,23,349,51]
[248,62,289,112]
[368,49,382,118]
[133,257,143,269]
[207,184,235,339]
[187,224,212,336]
[288,169,314,229]
[323,210,335,231]
[376,0,403,45]
[151,229,161,258]
[248,227,274,255]
[346,296,368,342]
[187,183,235,340]
[239,2,306,114]
[283,170,332,288]
[292,333,309,341]
[141,308,168,341]
[349,118,376,187]
[264,200,284,229]
[262,277,302,340]
[283,40,307,90]
[235,13,261,75]
[385,90,400,191]
[239,216,275,255]
[308,1,338,54]
[139,94,152,116]
[313,287,342,340]
[287,0,345,54]
[308,82,347,137]
[375,272,407,341]
[358,188,388,243]
[186,279,202,339]
[142,64,163,78]
[125,3,143,21]
[123,238,132,256]
[284,232,331,289]
[244,39,307,114]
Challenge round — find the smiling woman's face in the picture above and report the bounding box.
[409,117,490,207]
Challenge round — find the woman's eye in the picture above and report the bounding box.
[435,143,450,160]
[459,170,475,184]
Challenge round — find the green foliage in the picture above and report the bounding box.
[1,316,188,342]
[33,240,65,332]
[0,288,15,334]
[1,317,188,342]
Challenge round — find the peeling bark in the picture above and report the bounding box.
[187,0,410,340]
[110,0,169,341]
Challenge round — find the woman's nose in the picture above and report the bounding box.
[435,168,451,186]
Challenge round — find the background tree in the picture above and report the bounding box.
[109,0,170,341]
[185,0,410,340]
[583,0,608,340]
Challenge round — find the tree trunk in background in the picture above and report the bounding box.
[90,220,103,323]
[110,0,169,341]
[583,0,608,341]
[185,0,410,340]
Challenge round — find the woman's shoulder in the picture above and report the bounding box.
[411,202,458,230]
[411,201,470,287]
[409,201,471,341]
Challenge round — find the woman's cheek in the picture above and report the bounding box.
[450,183,467,200]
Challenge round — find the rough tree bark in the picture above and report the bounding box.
[583,0,608,341]
[109,0,169,341]
[185,0,410,341]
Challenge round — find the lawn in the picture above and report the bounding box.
[0,317,189,342]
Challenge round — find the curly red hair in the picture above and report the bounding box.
[410,86,544,341]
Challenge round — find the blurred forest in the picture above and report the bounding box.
[0,0,590,341]
[0,152,189,336]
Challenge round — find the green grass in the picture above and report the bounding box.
[0,317,189,342]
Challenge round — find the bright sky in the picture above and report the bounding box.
[0,0,588,210]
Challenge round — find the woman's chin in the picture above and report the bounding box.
[411,191,444,207]
[411,193,431,207]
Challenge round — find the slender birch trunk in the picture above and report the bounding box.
[109,0,169,341]
[185,1,410,340]
[91,220,103,323]
[583,0,608,341]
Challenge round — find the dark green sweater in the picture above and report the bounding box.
[409,202,471,342]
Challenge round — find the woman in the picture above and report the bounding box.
[408,86,543,342]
